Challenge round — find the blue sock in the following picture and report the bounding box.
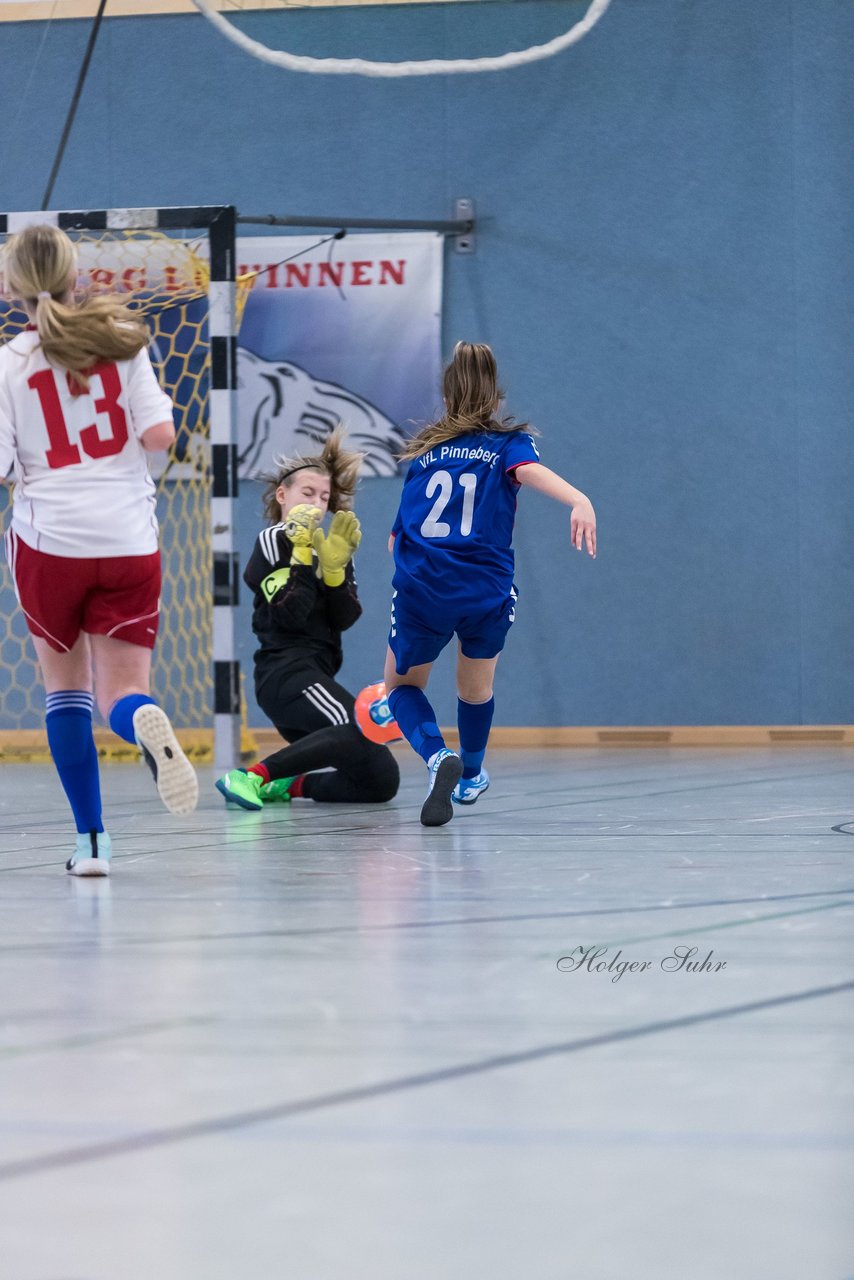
[109,693,156,745]
[45,691,103,835]
[387,686,446,765]
[458,696,495,779]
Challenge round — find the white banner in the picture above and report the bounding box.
[236,232,442,478]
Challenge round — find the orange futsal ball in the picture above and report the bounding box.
[354,681,403,744]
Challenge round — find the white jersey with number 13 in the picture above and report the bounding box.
[0,329,173,558]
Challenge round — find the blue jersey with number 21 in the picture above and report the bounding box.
[392,429,541,611]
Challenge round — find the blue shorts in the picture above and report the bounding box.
[388,586,518,674]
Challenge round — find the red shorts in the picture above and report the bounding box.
[5,529,161,653]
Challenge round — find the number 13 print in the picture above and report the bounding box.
[28,364,129,469]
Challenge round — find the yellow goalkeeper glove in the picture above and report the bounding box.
[312,510,362,587]
[283,504,322,566]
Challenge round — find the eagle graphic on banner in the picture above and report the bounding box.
[237,348,406,480]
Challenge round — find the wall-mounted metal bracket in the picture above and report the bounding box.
[454,198,476,254]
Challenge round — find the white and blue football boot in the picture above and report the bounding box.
[452,769,490,806]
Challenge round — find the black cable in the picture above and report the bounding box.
[41,0,109,210]
[238,230,347,283]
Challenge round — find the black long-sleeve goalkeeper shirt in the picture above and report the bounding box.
[245,522,362,687]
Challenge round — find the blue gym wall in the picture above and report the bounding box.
[1,0,852,727]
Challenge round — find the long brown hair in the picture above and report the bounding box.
[4,224,150,389]
[262,427,363,522]
[398,341,533,461]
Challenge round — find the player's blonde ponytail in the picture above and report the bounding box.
[399,341,533,461]
[4,224,150,389]
[263,426,363,521]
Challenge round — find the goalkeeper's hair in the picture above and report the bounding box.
[4,223,149,390]
[398,341,535,461]
[263,427,363,521]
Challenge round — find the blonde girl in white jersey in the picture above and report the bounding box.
[0,224,198,875]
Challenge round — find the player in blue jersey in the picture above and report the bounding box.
[380,342,596,827]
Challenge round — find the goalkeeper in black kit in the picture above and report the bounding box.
[215,429,399,808]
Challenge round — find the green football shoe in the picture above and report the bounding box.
[215,769,264,811]
[259,777,295,804]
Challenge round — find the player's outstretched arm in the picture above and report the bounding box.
[515,462,596,558]
[141,420,176,452]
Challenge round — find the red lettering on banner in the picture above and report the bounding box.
[163,265,181,292]
[285,263,312,288]
[379,260,405,285]
[89,268,116,290]
[122,267,146,293]
[318,262,344,288]
[236,259,411,289]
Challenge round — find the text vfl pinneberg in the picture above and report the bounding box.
[557,946,726,983]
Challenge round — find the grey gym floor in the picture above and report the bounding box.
[0,748,852,1280]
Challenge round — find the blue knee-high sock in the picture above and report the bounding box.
[457,696,495,779]
[45,691,102,835]
[109,693,156,745]
[387,686,446,765]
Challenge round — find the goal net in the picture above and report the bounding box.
[0,206,248,765]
